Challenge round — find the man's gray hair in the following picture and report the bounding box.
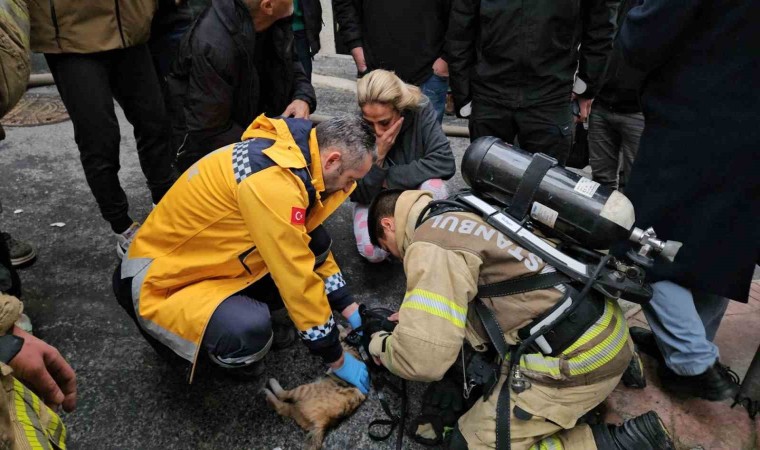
[316,115,377,169]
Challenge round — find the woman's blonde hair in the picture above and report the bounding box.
[357,69,424,112]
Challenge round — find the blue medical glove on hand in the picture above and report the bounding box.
[333,353,370,394]
[347,309,363,335]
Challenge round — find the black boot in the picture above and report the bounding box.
[629,327,664,363]
[270,309,297,350]
[621,350,647,389]
[591,411,675,450]
[659,361,740,401]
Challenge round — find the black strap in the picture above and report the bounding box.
[495,358,514,450]
[0,334,23,364]
[506,153,557,220]
[474,299,510,361]
[478,271,571,299]
[367,376,407,450]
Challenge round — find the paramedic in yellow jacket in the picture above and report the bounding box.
[113,115,376,393]
[365,189,675,450]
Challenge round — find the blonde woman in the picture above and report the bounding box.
[352,69,455,262]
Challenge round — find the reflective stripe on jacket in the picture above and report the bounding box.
[123,115,351,368]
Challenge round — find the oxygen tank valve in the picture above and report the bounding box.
[628,227,683,267]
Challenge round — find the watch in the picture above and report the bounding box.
[0,334,24,363]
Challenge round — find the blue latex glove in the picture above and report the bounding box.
[333,352,370,394]
[347,308,363,335]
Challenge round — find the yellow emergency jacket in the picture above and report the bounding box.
[122,115,351,369]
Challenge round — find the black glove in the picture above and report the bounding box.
[410,377,466,446]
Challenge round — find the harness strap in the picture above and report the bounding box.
[506,153,557,220]
[477,272,571,298]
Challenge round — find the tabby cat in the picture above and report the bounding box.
[262,327,366,449]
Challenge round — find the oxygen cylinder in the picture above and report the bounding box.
[461,137,635,250]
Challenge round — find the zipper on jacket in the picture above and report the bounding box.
[48,0,62,50]
[113,0,128,48]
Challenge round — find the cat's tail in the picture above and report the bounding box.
[306,427,326,450]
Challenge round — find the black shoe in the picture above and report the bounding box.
[659,361,740,401]
[622,350,647,389]
[591,411,675,450]
[2,233,36,268]
[270,309,297,350]
[629,327,664,363]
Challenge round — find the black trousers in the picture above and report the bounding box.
[469,100,574,166]
[0,228,20,297]
[46,45,177,233]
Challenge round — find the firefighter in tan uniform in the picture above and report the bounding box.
[366,190,674,450]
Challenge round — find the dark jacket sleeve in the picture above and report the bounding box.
[445,0,479,108]
[183,40,244,150]
[618,0,702,73]
[332,0,363,50]
[386,102,456,189]
[577,0,621,98]
[291,53,317,112]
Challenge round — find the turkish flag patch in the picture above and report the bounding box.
[290,207,306,225]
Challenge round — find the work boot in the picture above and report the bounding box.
[411,377,466,446]
[115,222,141,259]
[591,411,675,450]
[621,350,647,389]
[1,233,36,268]
[270,308,297,350]
[659,361,740,401]
[629,326,664,363]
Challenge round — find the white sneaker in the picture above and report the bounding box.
[115,222,141,259]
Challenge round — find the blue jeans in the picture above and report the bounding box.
[643,280,729,375]
[420,73,448,124]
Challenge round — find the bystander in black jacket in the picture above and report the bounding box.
[300,0,322,57]
[446,0,620,109]
[594,0,644,113]
[332,0,451,85]
[168,0,316,171]
[617,0,760,302]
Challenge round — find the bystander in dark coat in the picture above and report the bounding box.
[169,0,316,172]
[618,0,760,302]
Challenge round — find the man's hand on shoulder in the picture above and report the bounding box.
[10,326,77,412]
[282,99,311,119]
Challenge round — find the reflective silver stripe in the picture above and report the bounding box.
[517,301,627,377]
[208,332,273,368]
[323,272,346,295]
[123,255,198,362]
[403,291,467,328]
[21,383,52,450]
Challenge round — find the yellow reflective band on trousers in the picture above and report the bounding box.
[517,300,628,377]
[401,288,466,328]
[13,378,67,450]
[529,435,564,450]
